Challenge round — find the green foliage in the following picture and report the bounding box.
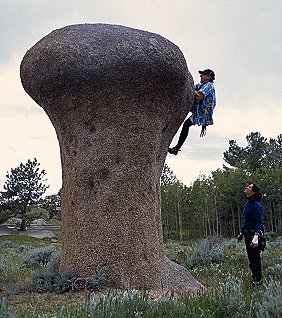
[29,206,49,221]
[0,158,49,230]
[0,298,14,318]
[223,132,268,172]
[40,191,61,219]
[256,280,282,318]
[164,240,190,264]
[265,231,278,240]
[161,164,179,186]
[161,132,282,238]
[267,263,282,280]
[0,209,16,226]
[213,277,246,318]
[184,237,225,269]
[27,251,109,294]
[28,251,74,293]
[0,257,4,273]
[0,240,18,249]
[0,234,282,317]
[161,165,190,240]
[22,245,55,269]
[65,265,109,292]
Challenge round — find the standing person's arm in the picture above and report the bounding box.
[254,202,263,233]
[250,202,263,248]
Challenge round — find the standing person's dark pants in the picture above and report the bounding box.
[244,232,262,282]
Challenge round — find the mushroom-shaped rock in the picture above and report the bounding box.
[20,24,202,293]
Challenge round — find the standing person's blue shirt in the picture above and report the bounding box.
[241,199,263,233]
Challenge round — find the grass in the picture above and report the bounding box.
[0,232,282,317]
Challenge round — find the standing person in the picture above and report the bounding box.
[237,183,264,285]
[168,69,216,155]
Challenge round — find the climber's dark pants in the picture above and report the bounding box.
[175,118,194,150]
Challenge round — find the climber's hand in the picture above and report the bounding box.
[200,125,206,137]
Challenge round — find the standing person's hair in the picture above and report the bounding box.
[251,183,263,201]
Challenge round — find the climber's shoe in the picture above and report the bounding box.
[168,147,180,155]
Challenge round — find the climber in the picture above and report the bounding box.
[168,69,216,156]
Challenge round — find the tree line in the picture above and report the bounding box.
[161,132,282,239]
[1,131,281,239]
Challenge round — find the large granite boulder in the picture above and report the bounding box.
[20,24,202,292]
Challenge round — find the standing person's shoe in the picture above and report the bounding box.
[168,147,180,155]
[251,280,262,286]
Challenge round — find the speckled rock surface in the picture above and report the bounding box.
[20,24,202,292]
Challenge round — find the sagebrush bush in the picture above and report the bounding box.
[265,231,277,241]
[49,290,195,318]
[0,257,4,273]
[22,245,55,268]
[0,240,18,249]
[213,276,246,318]
[184,236,224,269]
[28,251,74,293]
[221,238,240,249]
[267,263,282,279]
[256,279,282,318]
[0,297,14,318]
[66,265,109,292]
[28,252,109,294]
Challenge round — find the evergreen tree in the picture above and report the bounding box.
[0,158,49,230]
[161,164,178,186]
[223,140,245,169]
[244,132,267,172]
[40,190,61,219]
[223,132,267,173]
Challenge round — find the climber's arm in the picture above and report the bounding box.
[195,91,204,101]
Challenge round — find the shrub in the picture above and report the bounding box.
[66,265,109,292]
[256,279,282,318]
[0,240,18,249]
[0,257,4,273]
[52,290,152,317]
[272,236,282,248]
[0,298,14,318]
[28,252,109,294]
[213,276,246,318]
[0,241,31,254]
[184,236,225,269]
[221,238,238,249]
[265,231,277,241]
[22,245,55,268]
[267,263,282,279]
[164,241,189,264]
[28,251,74,293]
[17,245,31,252]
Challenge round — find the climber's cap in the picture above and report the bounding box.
[199,69,215,80]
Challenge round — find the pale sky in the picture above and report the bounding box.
[1,0,282,194]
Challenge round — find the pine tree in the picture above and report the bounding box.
[1,158,49,230]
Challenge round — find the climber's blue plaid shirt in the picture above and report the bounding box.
[191,82,216,126]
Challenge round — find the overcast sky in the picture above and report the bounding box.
[0,0,282,194]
